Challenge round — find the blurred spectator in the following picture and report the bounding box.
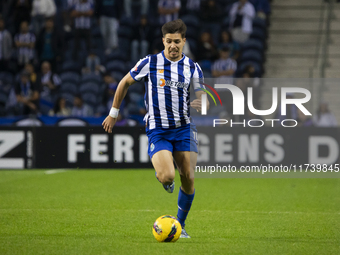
[82,51,105,75]
[131,15,153,64]
[71,94,93,117]
[313,102,338,127]
[211,46,237,84]
[102,73,126,113]
[49,97,71,117]
[63,1,93,31]
[24,63,37,83]
[297,108,313,127]
[96,74,127,123]
[196,31,218,62]
[229,0,255,43]
[38,61,61,113]
[242,64,260,85]
[31,0,56,35]
[243,64,256,77]
[71,0,94,60]
[62,0,76,32]
[200,0,223,45]
[124,0,149,22]
[15,70,40,115]
[185,0,201,15]
[12,0,32,33]
[211,47,237,116]
[0,17,13,72]
[36,18,64,71]
[14,21,36,68]
[218,30,240,60]
[96,0,123,54]
[158,0,181,25]
[249,0,271,19]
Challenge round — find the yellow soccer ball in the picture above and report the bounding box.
[152,215,182,242]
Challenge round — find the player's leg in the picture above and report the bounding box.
[174,151,196,194]
[152,150,175,186]
[173,151,197,238]
[147,128,176,193]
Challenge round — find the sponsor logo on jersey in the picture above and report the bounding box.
[158,79,189,89]
[159,79,166,87]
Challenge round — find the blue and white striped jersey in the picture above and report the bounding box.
[130,51,204,130]
[14,32,36,61]
[158,0,181,24]
[212,57,237,86]
[72,1,94,29]
[212,58,237,74]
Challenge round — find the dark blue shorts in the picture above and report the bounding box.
[146,124,198,159]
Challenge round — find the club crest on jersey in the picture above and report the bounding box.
[150,143,155,152]
[184,66,191,77]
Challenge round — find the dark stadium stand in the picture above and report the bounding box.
[0,0,271,124]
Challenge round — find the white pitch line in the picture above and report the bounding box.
[44,169,68,175]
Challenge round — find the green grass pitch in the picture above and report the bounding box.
[0,169,339,255]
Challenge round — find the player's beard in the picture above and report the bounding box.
[169,48,179,60]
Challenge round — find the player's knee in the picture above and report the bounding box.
[157,171,175,185]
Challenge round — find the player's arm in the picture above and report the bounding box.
[102,73,136,133]
[190,90,209,113]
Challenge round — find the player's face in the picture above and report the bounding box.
[163,33,186,61]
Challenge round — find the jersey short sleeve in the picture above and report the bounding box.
[192,62,205,92]
[129,56,150,82]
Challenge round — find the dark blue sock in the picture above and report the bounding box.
[177,188,195,228]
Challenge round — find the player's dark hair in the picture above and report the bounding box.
[162,19,187,38]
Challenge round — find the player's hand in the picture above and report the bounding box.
[190,99,202,113]
[102,116,117,133]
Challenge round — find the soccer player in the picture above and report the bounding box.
[102,19,207,238]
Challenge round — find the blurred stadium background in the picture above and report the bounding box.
[0,1,340,254]
[0,0,339,126]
